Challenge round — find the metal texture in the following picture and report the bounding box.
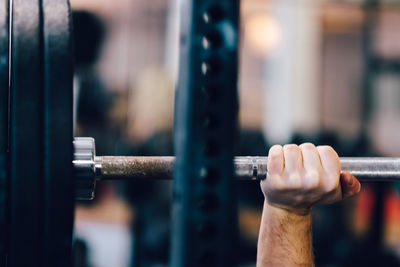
[340,157,400,181]
[99,156,174,180]
[74,137,96,200]
[171,1,239,266]
[234,157,267,180]
[42,0,74,265]
[0,0,8,264]
[233,157,400,181]
[93,156,400,182]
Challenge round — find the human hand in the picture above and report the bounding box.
[260,143,361,216]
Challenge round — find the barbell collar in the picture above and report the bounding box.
[73,137,96,200]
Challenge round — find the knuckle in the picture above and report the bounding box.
[299,143,315,150]
[317,145,337,156]
[318,146,340,165]
[268,145,283,158]
[324,174,340,193]
[284,144,299,152]
[267,145,284,175]
[317,145,332,151]
[287,173,303,189]
[269,144,283,152]
[304,170,321,190]
[270,179,285,192]
[265,175,283,192]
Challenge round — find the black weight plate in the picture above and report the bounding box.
[9,0,44,266]
[0,0,8,265]
[42,0,74,266]
[9,1,74,265]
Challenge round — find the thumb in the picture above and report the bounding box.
[340,172,361,199]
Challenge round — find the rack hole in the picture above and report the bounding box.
[204,139,220,157]
[201,85,219,102]
[203,113,219,130]
[203,5,225,24]
[200,57,221,76]
[196,221,218,240]
[199,166,219,184]
[202,30,223,50]
[197,193,219,211]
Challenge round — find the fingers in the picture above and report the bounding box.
[267,145,284,175]
[262,143,361,215]
[300,143,321,173]
[268,144,323,175]
[341,172,361,199]
[300,143,322,189]
[317,146,340,177]
[283,144,302,172]
[317,145,342,201]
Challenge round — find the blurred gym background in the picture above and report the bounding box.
[71,0,400,266]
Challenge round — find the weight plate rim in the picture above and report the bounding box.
[0,0,8,264]
[42,0,74,266]
[9,0,44,265]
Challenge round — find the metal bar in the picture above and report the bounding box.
[95,156,400,182]
[100,156,175,180]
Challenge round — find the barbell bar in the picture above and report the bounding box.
[73,138,400,200]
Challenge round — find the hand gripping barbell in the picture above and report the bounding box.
[74,137,400,200]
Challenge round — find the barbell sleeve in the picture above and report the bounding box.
[93,156,400,182]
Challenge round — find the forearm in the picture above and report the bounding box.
[257,201,313,267]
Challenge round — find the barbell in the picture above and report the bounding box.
[74,137,400,200]
[0,0,398,266]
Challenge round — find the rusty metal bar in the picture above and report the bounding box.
[99,156,175,180]
[94,156,400,182]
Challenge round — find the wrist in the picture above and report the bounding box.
[264,200,312,219]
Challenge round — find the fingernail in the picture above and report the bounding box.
[348,175,354,186]
[357,183,361,193]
